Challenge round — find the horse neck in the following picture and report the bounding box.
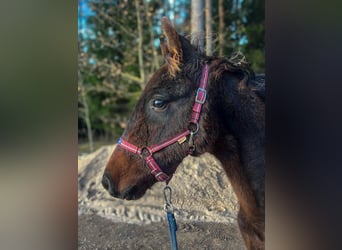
[207,71,265,209]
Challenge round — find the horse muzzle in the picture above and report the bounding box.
[101,171,118,197]
[101,171,146,200]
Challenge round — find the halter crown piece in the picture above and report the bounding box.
[118,64,209,184]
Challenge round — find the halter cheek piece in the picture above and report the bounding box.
[118,64,209,183]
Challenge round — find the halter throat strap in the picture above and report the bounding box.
[118,64,209,183]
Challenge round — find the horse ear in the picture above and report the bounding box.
[161,17,182,77]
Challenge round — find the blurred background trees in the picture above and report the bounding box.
[78,0,264,153]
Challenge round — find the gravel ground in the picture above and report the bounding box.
[78,214,245,250]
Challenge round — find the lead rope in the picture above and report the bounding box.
[163,185,178,250]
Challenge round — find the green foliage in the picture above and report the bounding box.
[241,0,265,73]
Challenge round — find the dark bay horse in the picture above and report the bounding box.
[102,17,264,250]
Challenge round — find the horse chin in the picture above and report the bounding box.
[106,184,146,200]
[119,185,147,200]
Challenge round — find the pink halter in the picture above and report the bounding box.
[118,64,209,183]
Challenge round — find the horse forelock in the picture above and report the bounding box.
[165,48,182,77]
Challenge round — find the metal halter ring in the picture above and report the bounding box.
[188,122,199,134]
[140,147,151,158]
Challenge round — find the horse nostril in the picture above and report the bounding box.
[101,171,111,191]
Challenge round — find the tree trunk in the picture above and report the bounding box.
[191,0,205,51]
[218,0,224,56]
[134,0,145,88]
[143,1,159,72]
[205,0,212,56]
[78,78,94,153]
[234,0,239,13]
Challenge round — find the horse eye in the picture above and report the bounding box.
[152,99,168,110]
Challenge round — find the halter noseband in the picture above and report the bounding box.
[118,64,209,183]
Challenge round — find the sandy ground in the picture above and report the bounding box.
[78,145,245,249]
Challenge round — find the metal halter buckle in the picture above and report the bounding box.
[195,88,207,104]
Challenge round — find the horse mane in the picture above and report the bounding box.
[182,33,255,80]
[208,51,254,79]
[204,51,265,101]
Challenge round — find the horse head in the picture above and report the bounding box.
[102,18,214,200]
